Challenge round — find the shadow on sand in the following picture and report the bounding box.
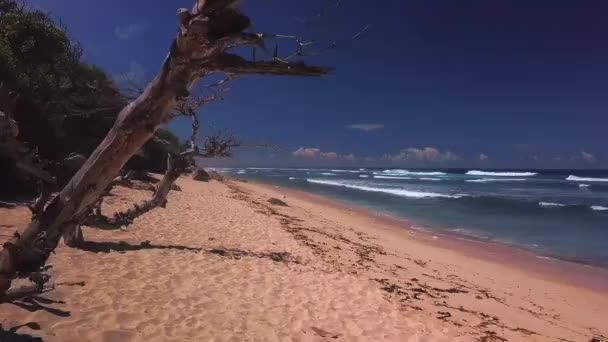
[76,240,203,254]
[0,322,43,342]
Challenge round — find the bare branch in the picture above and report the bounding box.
[0,0,330,296]
[352,24,370,40]
[200,129,239,158]
[218,32,266,49]
[27,181,52,219]
[213,53,330,76]
[1,281,85,303]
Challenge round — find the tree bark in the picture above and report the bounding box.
[61,223,84,248]
[99,154,185,228]
[0,51,185,294]
[0,0,328,297]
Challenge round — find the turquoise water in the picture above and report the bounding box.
[219,167,608,266]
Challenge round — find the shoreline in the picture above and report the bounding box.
[248,179,608,294]
[2,176,607,340]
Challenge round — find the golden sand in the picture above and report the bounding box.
[1,177,607,341]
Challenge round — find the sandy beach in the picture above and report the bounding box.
[1,176,607,341]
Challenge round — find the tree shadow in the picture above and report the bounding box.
[9,296,70,317]
[82,217,120,231]
[0,322,43,342]
[76,240,203,254]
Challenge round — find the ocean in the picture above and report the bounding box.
[217,167,608,266]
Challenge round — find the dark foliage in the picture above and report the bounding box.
[0,0,183,195]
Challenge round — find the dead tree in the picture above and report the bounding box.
[0,0,328,299]
[71,86,235,237]
[77,123,237,237]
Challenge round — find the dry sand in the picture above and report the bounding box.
[1,176,607,341]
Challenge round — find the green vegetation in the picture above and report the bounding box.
[0,0,183,195]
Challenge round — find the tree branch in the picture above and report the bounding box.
[213,53,330,76]
[217,32,266,49]
[0,0,330,297]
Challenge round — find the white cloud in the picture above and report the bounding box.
[292,147,320,158]
[347,123,384,132]
[479,153,488,161]
[581,151,596,163]
[114,24,145,40]
[320,151,338,160]
[293,147,356,161]
[384,147,459,163]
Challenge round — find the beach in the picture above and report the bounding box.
[1,176,607,341]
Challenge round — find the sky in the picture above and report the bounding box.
[30,0,608,169]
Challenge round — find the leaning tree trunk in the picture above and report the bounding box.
[0,0,327,298]
[109,154,184,223]
[70,153,186,239]
[0,60,180,294]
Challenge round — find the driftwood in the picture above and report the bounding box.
[0,0,328,297]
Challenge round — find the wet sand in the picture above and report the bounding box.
[1,176,607,341]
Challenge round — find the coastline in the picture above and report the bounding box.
[1,176,607,341]
[247,179,608,293]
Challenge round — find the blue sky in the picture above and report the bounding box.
[31,0,608,168]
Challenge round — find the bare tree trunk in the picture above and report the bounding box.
[114,154,183,222]
[61,223,83,248]
[0,71,178,293]
[0,0,327,298]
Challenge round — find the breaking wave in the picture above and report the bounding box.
[320,172,337,176]
[566,175,608,182]
[373,175,413,180]
[331,169,361,173]
[591,206,608,211]
[375,175,443,181]
[377,169,447,176]
[466,178,527,183]
[539,202,566,208]
[306,179,465,198]
[466,170,537,177]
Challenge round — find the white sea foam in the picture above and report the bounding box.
[359,175,369,178]
[321,172,337,176]
[331,169,361,173]
[373,175,413,180]
[566,175,608,182]
[248,167,327,172]
[288,177,296,180]
[237,170,246,174]
[591,206,608,211]
[419,177,442,181]
[579,184,590,188]
[466,170,537,177]
[379,169,447,176]
[466,178,527,183]
[306,179,465,198]
[539,202,566,208]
